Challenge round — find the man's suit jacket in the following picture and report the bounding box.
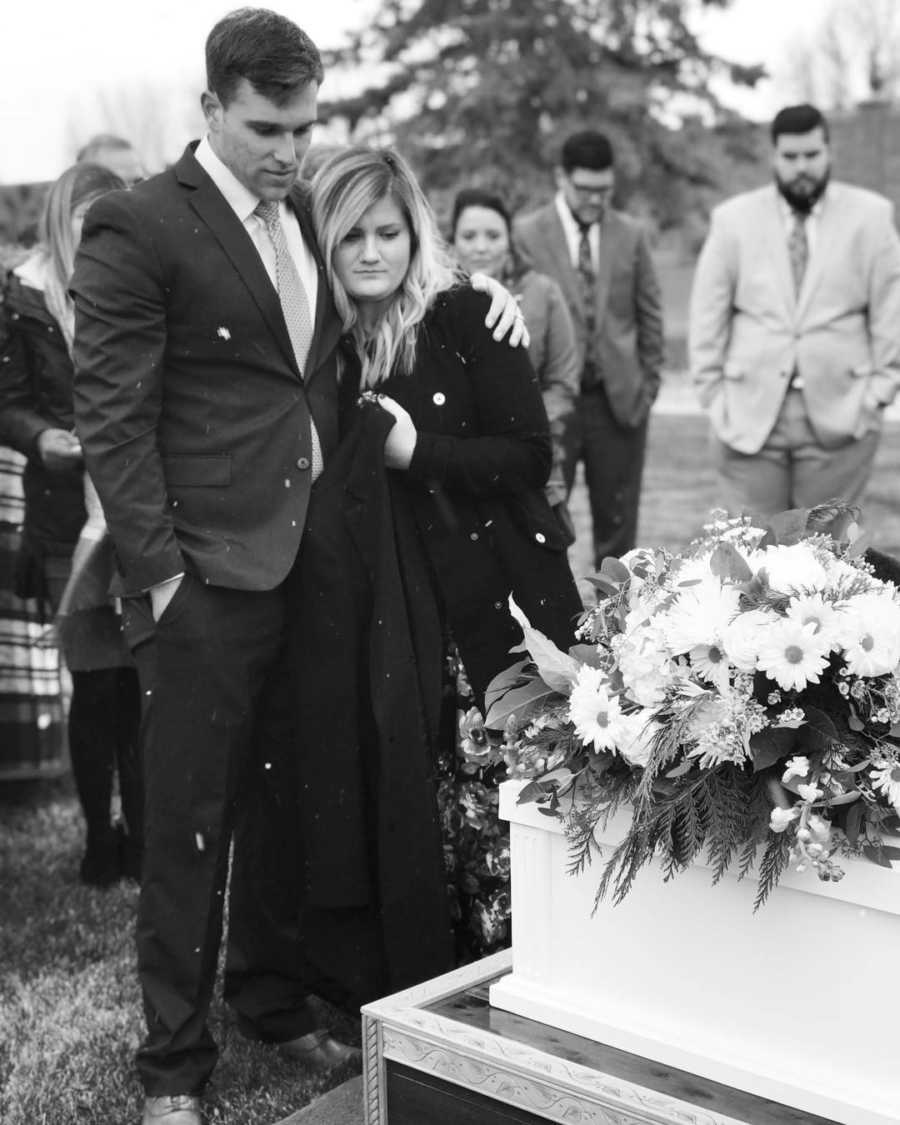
[689,182,900,454]
[71,144,343,594]
[513,203,664,428]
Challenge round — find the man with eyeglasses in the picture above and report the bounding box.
[515,130,663,568]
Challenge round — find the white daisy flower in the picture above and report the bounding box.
[757,619,830,692]
[839,592,900,678]
[662,577,741,656]
[567,666,625,752]
[785,593,842,652]
[689,642,731,691]
[796,782,823,802]
[871,762,900,811]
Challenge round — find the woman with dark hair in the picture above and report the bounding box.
[0,162,142,885]
[451,186,580,539]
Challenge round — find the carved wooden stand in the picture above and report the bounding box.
[361,951,837,1125]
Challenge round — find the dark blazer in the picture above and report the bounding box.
[514,202,664,427]
[0,268,86,557]
[70,143,343,595]
[377,284,583,703]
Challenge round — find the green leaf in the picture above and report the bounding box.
[516,780,546,805]
[847,707,865,733]
[569,643,605,668]
[748,726,797,771]
[485,679,559,730]
[863,845,893,868]
[764,508,811,546]
[824,790,860,807]
[599,556,631,585]
[845,801,864,846]
[484,659,529,715]
[508,595,580,693]
[665,760,694,779]
[709,541,752,583]
[798,706,839,751]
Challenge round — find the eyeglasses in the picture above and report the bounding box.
[567,181,614,200]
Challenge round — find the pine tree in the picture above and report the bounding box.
[321,0,764,223]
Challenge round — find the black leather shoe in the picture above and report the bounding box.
[277,1029,362,1072]
[141,1095,203,1124]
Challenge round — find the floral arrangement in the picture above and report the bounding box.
[486,506,900,909]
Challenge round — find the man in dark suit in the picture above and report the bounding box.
[514,130,664,568]
[71,11,521,1125]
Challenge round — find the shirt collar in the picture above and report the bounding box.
[554,190,589,241]
[195,135,260,224]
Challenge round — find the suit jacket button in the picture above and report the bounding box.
[469,531,479,541]
[432,392,446,405]
[296,457,310,470]
[535,532,546,543]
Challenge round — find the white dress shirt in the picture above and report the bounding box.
[194,136,318,318]
[554,191,601,272]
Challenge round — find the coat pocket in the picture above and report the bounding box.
[162,453,232,487]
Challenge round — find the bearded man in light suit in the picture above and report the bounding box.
[690,103,900,518]
[514,130,664,568]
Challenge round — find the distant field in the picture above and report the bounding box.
[567,412,900,582]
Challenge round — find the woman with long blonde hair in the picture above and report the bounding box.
[290,147,582,981]
[0,162,142,886]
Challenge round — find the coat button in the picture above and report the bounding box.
[535,532,546,543]
[296,457,310,470]
[432,392,446,405]
[470,532,479,541]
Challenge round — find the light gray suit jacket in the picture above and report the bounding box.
[689,182,900,453]
[513,203,664,428]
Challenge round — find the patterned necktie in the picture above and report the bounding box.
[577,223,598,387]
[788,212,809,295]
[255,200,322,477]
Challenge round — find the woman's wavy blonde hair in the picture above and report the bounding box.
[311,146,460,388]
[38,162,125,352]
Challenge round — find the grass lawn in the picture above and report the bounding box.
[3,407,900,1123]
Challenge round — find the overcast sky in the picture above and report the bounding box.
[1,0,825,183]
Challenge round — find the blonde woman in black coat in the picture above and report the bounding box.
[0,163,141,885]
[312,148,582,705]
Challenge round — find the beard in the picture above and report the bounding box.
[775,167,830,214]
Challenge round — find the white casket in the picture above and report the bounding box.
[490,779,900,1125]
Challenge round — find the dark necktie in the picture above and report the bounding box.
[255,200,322,477]
[788,212,809,296]
[577,223,598,386]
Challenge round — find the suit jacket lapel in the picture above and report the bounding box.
[288,187,343,384]
[176,148,299,377]
[536,206,583,317]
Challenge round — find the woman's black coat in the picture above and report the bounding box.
[0,270,85,578]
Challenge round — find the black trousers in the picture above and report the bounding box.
[562,386,649,568]
[124,574,319,1096]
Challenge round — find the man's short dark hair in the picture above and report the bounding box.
[560,131,615,174]
[206,8,324,107]
[76,134,134,163]
[771,104,829,144]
